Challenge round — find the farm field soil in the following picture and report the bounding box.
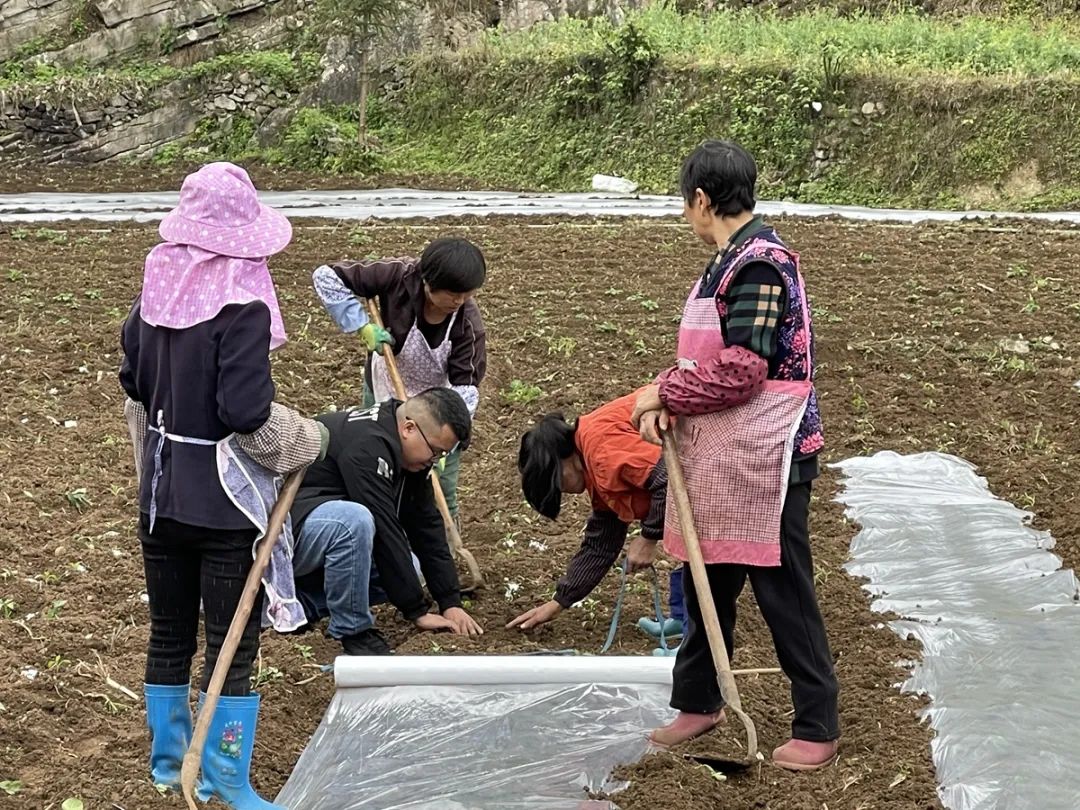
[2,214,1079,809]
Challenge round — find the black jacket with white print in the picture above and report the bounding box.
[291,400,462,621]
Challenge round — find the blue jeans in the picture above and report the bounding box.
[293,501,380,639]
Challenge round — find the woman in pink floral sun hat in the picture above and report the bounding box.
[120,162,325,810]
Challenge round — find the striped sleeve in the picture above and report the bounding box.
[723,261,786,360]
[553,510,628,608]
[640,458,667,540]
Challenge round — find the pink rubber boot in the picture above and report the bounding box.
[771,739,838,771]
[648,710,726,748]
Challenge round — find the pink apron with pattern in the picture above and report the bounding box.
[663,240,813,567]
[371,310,458,401]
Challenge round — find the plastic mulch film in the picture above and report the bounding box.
[833,451,1080,810]
[275,656,675,810]
[7,189,1080,224]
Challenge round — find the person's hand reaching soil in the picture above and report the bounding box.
[443,606,483,636]
[506,599,563,631]
[414,612,456,632]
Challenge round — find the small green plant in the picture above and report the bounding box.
[502,380,543,405]
[10,228,29,241]
[294,643,314,661]
[573,596,601,621]
[66,488,92,511]
[45,599,67,619]
[47,654,71,671]
[84,288,102,300]
[0,781,22,796]
[6,268,24,282]
[35,228,68,244]
[640,299,660,311]
[813,562,832,588]
[546,336,577,357]
[0,597,16,618]
[250,661,283,689]
[348,228,374,247]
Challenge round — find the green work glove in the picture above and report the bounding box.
[358,323,394,353]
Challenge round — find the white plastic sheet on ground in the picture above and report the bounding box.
[4,188,1080,224]
[275,656,675,810]
[834,451,1080,810]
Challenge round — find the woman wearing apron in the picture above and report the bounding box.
[632,141,840,771]
[312,237,488,521]
[120,163,325,809]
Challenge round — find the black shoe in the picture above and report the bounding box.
[340,628,393,656]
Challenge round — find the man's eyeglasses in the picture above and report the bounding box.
[410,419,455,464]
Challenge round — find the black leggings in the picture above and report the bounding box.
[140,514,263,696]
[671,481,840,741]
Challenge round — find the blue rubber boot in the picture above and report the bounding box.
[652,643,681,657]
[144,683,192,791]
[636,616,684,638]
[195,692,283,809]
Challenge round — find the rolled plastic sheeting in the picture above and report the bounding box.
[332,653,675,687]
[276,655,675,809]
[834,451,1080,810]
[5,188,1080,225]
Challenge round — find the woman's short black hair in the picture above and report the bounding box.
[419,237,487,293]
[518,413,577,519]
[679,140,757,217]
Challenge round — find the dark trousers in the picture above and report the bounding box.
[140,514,262,696]
[671,481,840,741]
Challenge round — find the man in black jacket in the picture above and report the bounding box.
[290,387,482,655]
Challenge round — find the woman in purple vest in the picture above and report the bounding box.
[631,140,840,771]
